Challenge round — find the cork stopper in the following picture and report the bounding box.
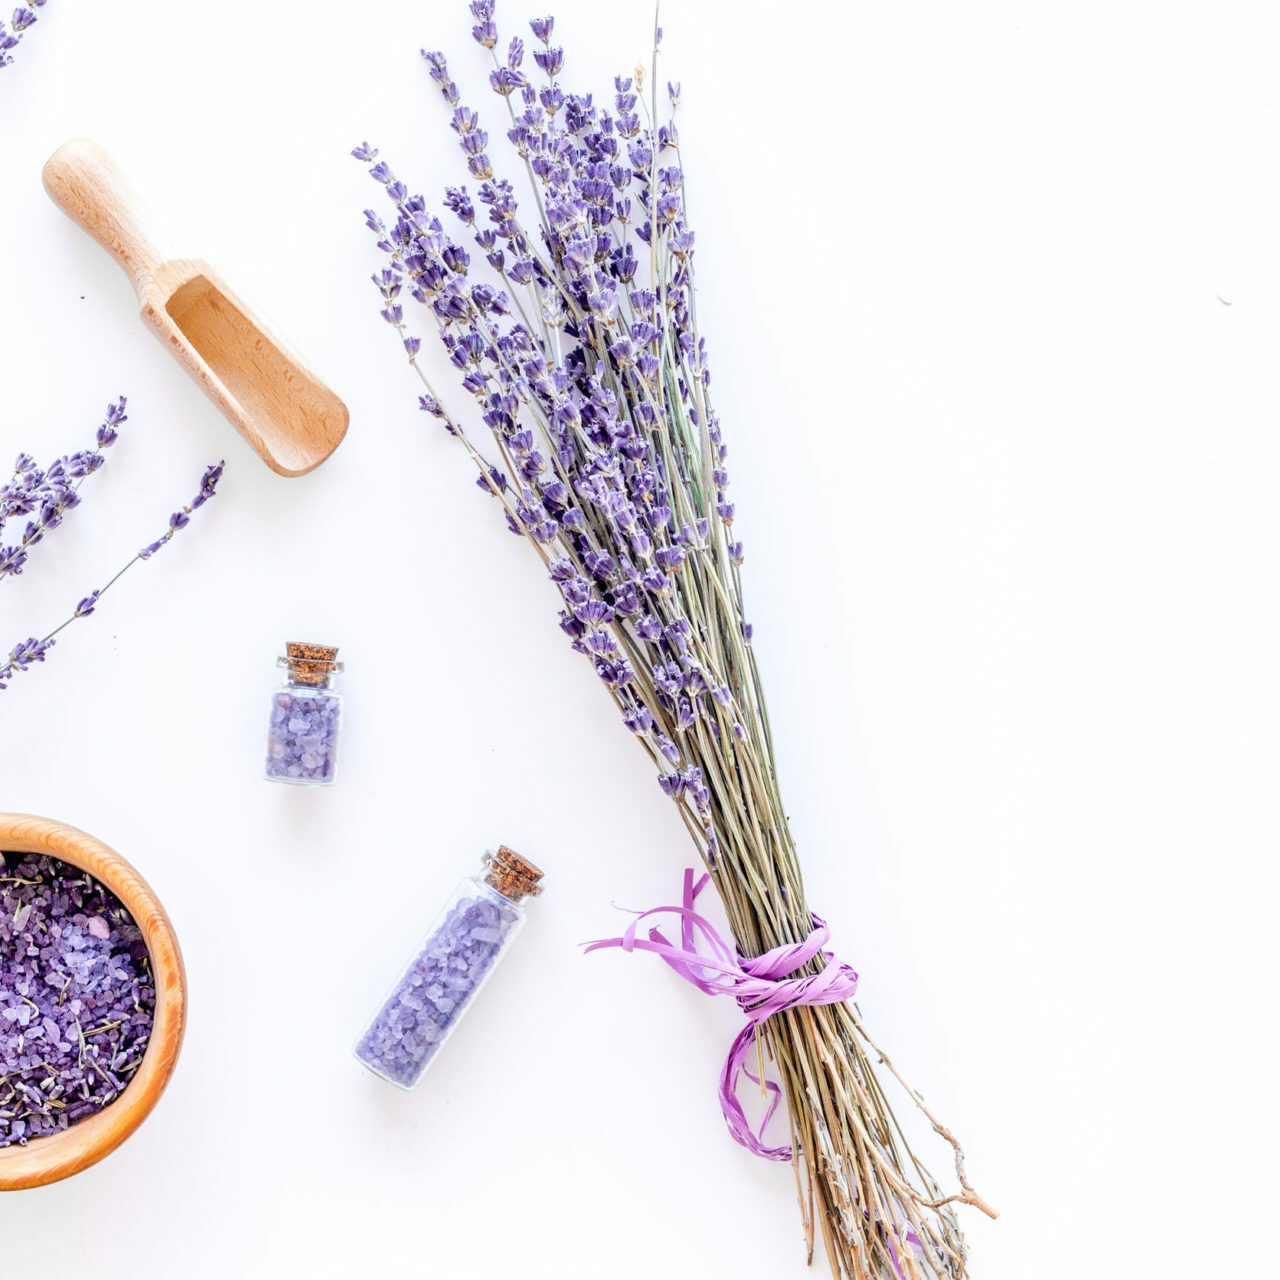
[282,641,342,687]
[482,845,544,902]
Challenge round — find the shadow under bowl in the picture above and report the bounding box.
[0,814,186,1190]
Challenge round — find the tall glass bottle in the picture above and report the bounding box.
[355,847,544,1089]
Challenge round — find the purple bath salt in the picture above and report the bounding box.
[0,852,156,1148]
[355,847,545,1089]
[264,641,343,786]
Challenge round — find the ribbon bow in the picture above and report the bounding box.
[586,868,860,1161]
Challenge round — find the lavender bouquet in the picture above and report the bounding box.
[355,5,994,1275]
[1,398,222,692]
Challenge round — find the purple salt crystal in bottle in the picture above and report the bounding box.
[355,847,545,1089]
[264,641,344,786]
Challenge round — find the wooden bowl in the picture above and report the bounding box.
[0,814,186,1190]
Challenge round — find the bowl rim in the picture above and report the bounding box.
[0,813,187,1190]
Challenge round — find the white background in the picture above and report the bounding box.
[2,2,1278,1277]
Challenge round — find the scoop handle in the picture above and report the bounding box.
[42,138,168,300]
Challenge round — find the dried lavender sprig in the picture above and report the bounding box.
[0,398,127,583]
[0,461,223,691]
[0,0,48,70]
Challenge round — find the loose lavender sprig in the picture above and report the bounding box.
[0,461,223,691]
[354,6,992,1277]
[0,0,48,70]
[0,398,127,583]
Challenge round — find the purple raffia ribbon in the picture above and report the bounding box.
[585,868,861,1162]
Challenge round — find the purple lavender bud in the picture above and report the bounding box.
[623,703,653,734]
[96,396,127,447]
[583,626,615,656]
[469,0,497,48]
[489,66,526,96]
[444,185,475,223]
[6,636,54,670]
[458,128,489,159]
[533,45,563,76]
[190,461,223,508]
[558,610,585,639]
[595,655,635,687]
[640,567,670,595]
[529,15,553,44]
[573,599,615,628]
[658,663,687,698]
[420,47,457,98]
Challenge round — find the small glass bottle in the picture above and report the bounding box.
[355,846,545,1089]
[264,641,344,786]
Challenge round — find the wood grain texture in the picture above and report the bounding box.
[42,138,348,477]
[0,815,187,1191]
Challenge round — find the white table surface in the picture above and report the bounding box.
[3,2,1277,1277]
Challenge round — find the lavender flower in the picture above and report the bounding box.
[0,399,125,584]
[0,0,47,70]
[0,457,223,692]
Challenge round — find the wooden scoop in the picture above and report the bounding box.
[42,138,348,477]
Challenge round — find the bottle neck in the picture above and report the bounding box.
[284,673,337,691]
[477,878,522,909]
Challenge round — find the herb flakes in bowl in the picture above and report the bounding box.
[1,851,156,1147]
